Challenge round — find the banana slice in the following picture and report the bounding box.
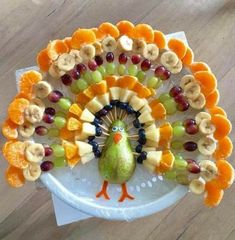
[199,160,218,181]
[102,36,117,52]
[25,143,45,163]
[79,44,96,61]
[132,39,147,54]
[49,63,65,79]
[160,51,178,68]
[57,53,75,71]
[18,122,35,138]
[24,105,43,123]
[69,49,82,64]
[188,93,206,110]
[180,75,197,89]
[93,41,103,55]
[23,162,41,181]
[195,112,211,125]
[117,35,133,51]
[198,136,216,155]
[143,44,159,61]
[184,82,201,100]
[199,119,216,135]
[167,59,182,74]
[30,98,45,112]
[189,177,206,195]
[34,81,52,99]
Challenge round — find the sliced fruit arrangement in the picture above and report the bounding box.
[1,21,233,207]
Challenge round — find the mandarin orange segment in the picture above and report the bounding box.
[153,30,166,49]
[208,106,227,117]
[77,92,91,105]
[216,160,234,189]
[151,102,166,120]
[69,103,82,117]
[118,76,137,89]
[59,127,74,140]
[105,75,118,88]
[137,86,152,98]
[182,47,194,66]
[47,40,69,60]
[158,123,173,149]
[67,155,81,168]
[194,71,217,96]
[71,29,96,49]
[63,141,78,160]
[213,136,233,160]
[204,180,224,207]
[190,62,211,73]
[63,37,72,49]
[116,20,135,37]
[2,119,18,140]
[98,22,120,38]
[91,28,106,40]
[4,141,28,169]
[8,98,29,125]
[205,89,220,108]
[2,140,16,159]
[67,117,82,131]
[211,114,232,140]
[168,38,187,59]
[37,48,51,72]
[91,81,108,95]
[133,24,154,43]
[156,150,174,173]
[5,165,25,188]
[149,99,160,108]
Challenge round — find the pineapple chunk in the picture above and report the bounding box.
[69,103,82,117]
[129,95,146,111]
[145,127,160,142]
[81,152,94,164]
[75,141,93,156]
[86,97,103,114]
[96,93,110,106]
[143,160,155,173]
[82,122,96,136]
[138,110,154,124]
[119,89,135,102]
[109,87,121,100]
[146,151,162,166]
[80,108,95,122]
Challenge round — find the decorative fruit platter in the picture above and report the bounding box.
[1,21,234,220]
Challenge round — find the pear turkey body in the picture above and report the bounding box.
[98,133,136,184]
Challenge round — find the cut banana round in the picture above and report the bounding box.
[23,163,41,181]
[30,98,45,112]
[167,59,182,74]
[195,112,211,125]
[160,51,178,68]
[132,39,147,54]
[102,36,117,52]
[189,177,206,195]
[57,53,75,71]
[143,43,159,61]
[25,143,45,163]
[34,81,52,99]
[18,122,35,138]
[69,49,82,64]
[24,105,43,123]
[79,44,96,61]
[199,119,216,135]
[199,160,218,181]
[117,35,133,51]
[188,93,206,110]
[180,75,197,89]
[184,82,201,100]
[49,63,65,79]
[93,41,103,55]
[198,136,216,155]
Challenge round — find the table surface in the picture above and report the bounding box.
[0,0,235,239]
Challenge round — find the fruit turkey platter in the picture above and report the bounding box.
[2,21,234,217]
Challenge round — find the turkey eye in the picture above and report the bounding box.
[112,126,118,132]
[119,127,124,132]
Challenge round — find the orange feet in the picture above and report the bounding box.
[96,180,110,200]
[118,183,134,202]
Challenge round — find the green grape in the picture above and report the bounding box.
[128,64,138,76]
[173,125,185,138]
[136,70,146,82]
[82,72,92,84]
[147,76,159,88]
[97,65,106,77]
[55,111,66,118]
[155,79,162,89]
[159,93,171,103]
[52,144,65,158]
[54,157,66,167]
[91,70,102,83]
[163,99,177,115]
[48,128,59,137]
[172,120,183,127]
[176,173,190,185]
[76,78,88,91]
[70,81,80,94]
[175,154,184,162]
[58,98,72,111]
[106,63,116,75]
[118,64,126,76]
[174,159,187,170]
[171,140,183,150]
[164,171,177,180]
[54,116,66,129]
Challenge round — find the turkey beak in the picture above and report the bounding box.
[113,132,122,144]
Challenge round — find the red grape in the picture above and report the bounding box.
[162,69,171,80]
[40,161,54,171]
[177,101,189,112]
[141,59,151,71]
[61,74,72,86]
[88,60,98,71]
[45,107,56,116]
[48,90,63,103]
[35,126,48,136]
[44,146,53,157]
[131,55,141,64]
[118,53,128,64]
[95,55,103,66]
[43,114,54,124]
[106,52,114,62]
[170,86,183,97]
[70,69,80,79]
[155,66,171,80]
[76,63,87,74]
[184,141,197,151]
[186,124,198,135]
[187,162,200,174]
[183,119,196,128]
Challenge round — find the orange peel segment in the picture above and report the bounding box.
[213,136,233,161]
[77,92,91,105]
[118,76,138,90]
[158,123,173,149]
[216,160,234,189]
[133,24,154,43]
[71,29,96,49]
[91,81,108,95]
[2,119,18,140]
[59,127,75,140]
[190,62,211,74]
[98,22,120,39]
[168,38,187,59]
[205,89,220,108]
[5,165,25,188]
[37,48,51,72]
[153,30,166,49]
[182,47,194,66]
[105,75,118,88]
[151,102,166,120]
[116,20,134,38]
[208,106,227,117]
[91,28,106,40]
